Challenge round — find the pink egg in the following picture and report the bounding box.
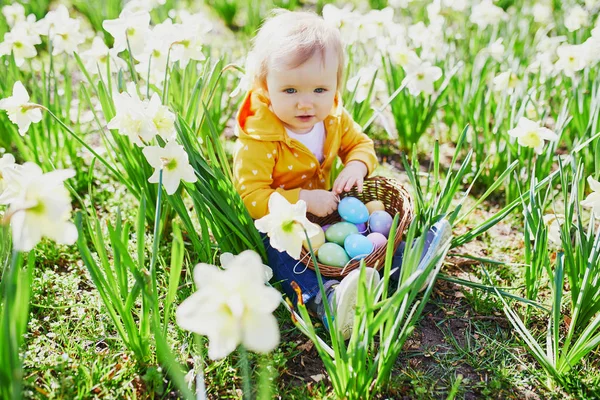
[367,232,388,249]
[368,211,393,237]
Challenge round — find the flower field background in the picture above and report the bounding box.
[1,0,600,399]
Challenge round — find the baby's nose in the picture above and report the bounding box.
[297,97,313,110]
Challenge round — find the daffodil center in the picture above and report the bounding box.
[160,157,177,171]
[28,201,45,214]
[126,27,135,37]
[14,41,23,48]
[521,131,542,148]
[417,72,425,80]
[281,220,295,233]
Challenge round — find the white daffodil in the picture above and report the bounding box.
[123,0,166,13]
[492,70,519,92]
[145,93,177,142]
[142,140,197,195]
[0,23,41,67]
[0,81,42,136]
[532,2,553,25]
[230,52,257,98]
[488,38,505,62]
[402,60,443,96]
[35,6,85,56]
[176,250,281,360]
[508,117,558,155]
[346,65,386,103]
[564,5,589,32]
[3,162,77,252]
[79,36,127,76]
[170,24,206,69]
[254,192,321,260]
[2,3,25,27]
[470,0,508,29]
[106,85,157,146]
[581,176,600,218]
[542,213,564,245]
[220,251,273,283]
[0,153,16,196]
[555,44,589,78]
[102,9,151,57]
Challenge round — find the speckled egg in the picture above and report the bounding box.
[369,211,393,237]
[338,197,369,224]
[365,200,386,215]
[302,222,326,253]
[367,232,388,249]
[325,222,359,246]
[344,234,374,260]
[317,243,351,267]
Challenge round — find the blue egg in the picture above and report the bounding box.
[344,233,374,260]
[338,197,369,224]
[325,222,359,246]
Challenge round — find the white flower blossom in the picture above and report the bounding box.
[0,23,41,66]
[508,117,558,154]
[2,162,77,252]
[2,3,25,28]
[142,140,197,195]
[470,0,508,29]
[79,36,127,76]
[402,59,443,96]
[532,2,553,24]
[102,9,151,57]
[564,5,589,32]
[492,70,519,92]
[346,65,386,103]
[176,250,281,360]
[555,44,589,78]
[0,153,16,196]
[0,81,42,136]
[106,84,157,146]
[255,192,321,260]
[581,176,600,218]
[542,213,564,245]
[488,38,505,62]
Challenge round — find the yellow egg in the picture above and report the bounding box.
[302,222,326,253]
[365,200,385,215]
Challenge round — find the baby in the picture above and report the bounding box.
[233,10,451,339]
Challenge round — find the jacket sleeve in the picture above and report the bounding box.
[233,139,302,219]
[337,107,379,175]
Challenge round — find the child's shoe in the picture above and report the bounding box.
[416,219,452,291]
[314,268,380,340]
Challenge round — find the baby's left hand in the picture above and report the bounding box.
[332,160,368,194]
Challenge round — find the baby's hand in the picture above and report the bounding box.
[332,161,368,194]
[299,189,339,217]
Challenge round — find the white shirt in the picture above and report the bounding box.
[285,121,325,163]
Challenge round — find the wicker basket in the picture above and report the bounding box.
[300,176,414,279]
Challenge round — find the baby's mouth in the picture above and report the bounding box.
[296,115,314,120]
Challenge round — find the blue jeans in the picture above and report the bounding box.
[262,234,406,306]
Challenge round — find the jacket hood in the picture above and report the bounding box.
[235,86,343,142]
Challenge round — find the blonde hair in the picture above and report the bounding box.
[250,10,344,91]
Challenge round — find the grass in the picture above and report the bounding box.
[14,158,597,400]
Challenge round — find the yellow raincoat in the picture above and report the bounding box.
[233,87,378,219]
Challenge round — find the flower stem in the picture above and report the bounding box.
[238,345,252,400]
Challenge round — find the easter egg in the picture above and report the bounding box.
[317,243,351,267]
[322,224,332,233]
[302,222,326,252]
[369,211,393,237]
[325,222,359,246]
[355,222,368,234]
[365,200,386,215]
[367,232,388,249]
[344,234,374,260]
[338,197,369,224]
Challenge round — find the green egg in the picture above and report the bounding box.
[325,222,359,246]
[317,243,351,268]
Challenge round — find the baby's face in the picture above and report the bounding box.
[266,49,338,134]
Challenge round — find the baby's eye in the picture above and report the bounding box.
[284,88,297,94]
[314,88,327,93]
